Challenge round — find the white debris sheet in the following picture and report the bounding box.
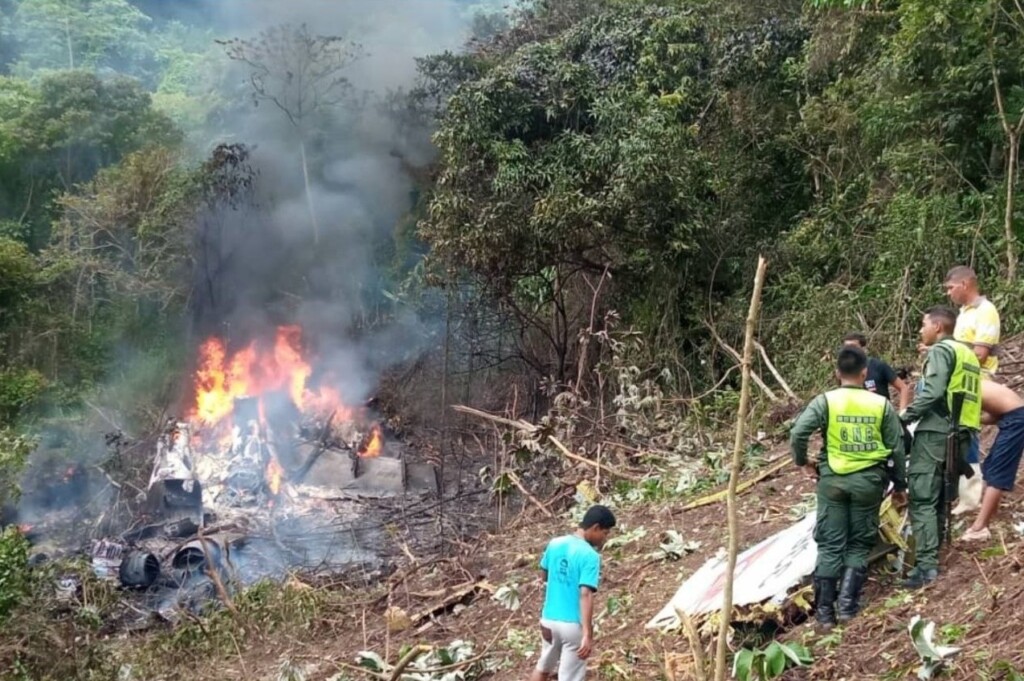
[646,512,818,630]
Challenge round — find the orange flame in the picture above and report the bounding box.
[189,325,377,503]
[266,455,285,495]
[359,424,384,458]
[191,326,346,428]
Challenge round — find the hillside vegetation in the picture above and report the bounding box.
[0,0,1023,679]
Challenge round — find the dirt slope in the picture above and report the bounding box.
[154,445,1019,681]
[138,337,1024,680]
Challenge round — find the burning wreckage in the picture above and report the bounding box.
[21,326,439,623]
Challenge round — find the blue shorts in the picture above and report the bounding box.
[967,432,980,464]
[982,407,1024,491]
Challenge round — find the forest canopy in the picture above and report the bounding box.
[0,0,1020,430]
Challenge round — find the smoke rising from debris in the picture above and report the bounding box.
[193,0,484,405]
[13,0,497,526]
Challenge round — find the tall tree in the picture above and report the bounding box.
[12,0,158,85]
[0,71,180,249]
[989,0,1024,281]
[220,24,362,243]
[0,0,18,72]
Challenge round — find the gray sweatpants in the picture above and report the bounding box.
[536,619,587,680]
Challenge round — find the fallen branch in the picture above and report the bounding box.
[406,580,495,628]
[450,405,641,481]
[83,398,127,436]
[548,435,641,482]
[450,404,530,430]
[753,341,798,400]
[676,458,789,512]
[387,645,432,681]
[704,323,780,403]
[507,470,554,518]
[714,255,768,681]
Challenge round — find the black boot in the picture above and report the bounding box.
[837,567,867,623]
[813,576,838,629]
[902,567,938,590]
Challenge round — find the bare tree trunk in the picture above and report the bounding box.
[64,9,74,69]
[299,138,320,243]
[1005,133,1019,282]
[990,50,1024,283]
[713,256,768,681]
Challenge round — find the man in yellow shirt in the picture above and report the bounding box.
[946,266,1000,376]
[944,265,1000,514]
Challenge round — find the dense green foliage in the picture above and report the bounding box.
[0,527,28,622]
[0,0,1021,675]
[0,0,1021,423]
[0,1,231,436]
[419,0,1024,393]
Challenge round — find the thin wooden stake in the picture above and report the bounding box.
[713,256,768,681]
[387,645,433,681]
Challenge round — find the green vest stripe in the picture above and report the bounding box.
[938,339,982,430]
[825,387,890,475]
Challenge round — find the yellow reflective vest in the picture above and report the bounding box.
[938,338,981,430]
[825,387,891,475]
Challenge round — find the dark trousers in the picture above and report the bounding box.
[908,429,971,570]
[814,465,887,579]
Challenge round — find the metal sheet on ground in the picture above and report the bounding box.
[300,447,356,489]
[646,512,818,630]
[351,456,406,495]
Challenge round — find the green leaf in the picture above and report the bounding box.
[732,649,754,681]
[779,642,813,666]
[764,642,786,678]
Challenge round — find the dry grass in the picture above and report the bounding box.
[3,433,1024,680]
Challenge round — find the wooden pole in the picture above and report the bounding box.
[713,256,768,681]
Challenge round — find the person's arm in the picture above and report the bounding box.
[880,360,907,411]
[577,552,600,659]
[578,586,595,659]
[971,304,1000,365]
[981,411,998,426]
[538,545,550,587]
[881,402,907,491]
[790,395,827,468]
[892,375,911,412]
[901,345,953,423]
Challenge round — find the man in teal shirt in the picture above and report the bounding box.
[531,505,615,681]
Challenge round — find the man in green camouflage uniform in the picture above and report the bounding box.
[900,305,981,588]
[791,345,906,628]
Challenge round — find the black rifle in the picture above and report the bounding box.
[942,392,966,546]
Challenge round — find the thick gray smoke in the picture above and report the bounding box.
[13,0,501,522]
[8,1,507,598]
[192,0,492,405]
